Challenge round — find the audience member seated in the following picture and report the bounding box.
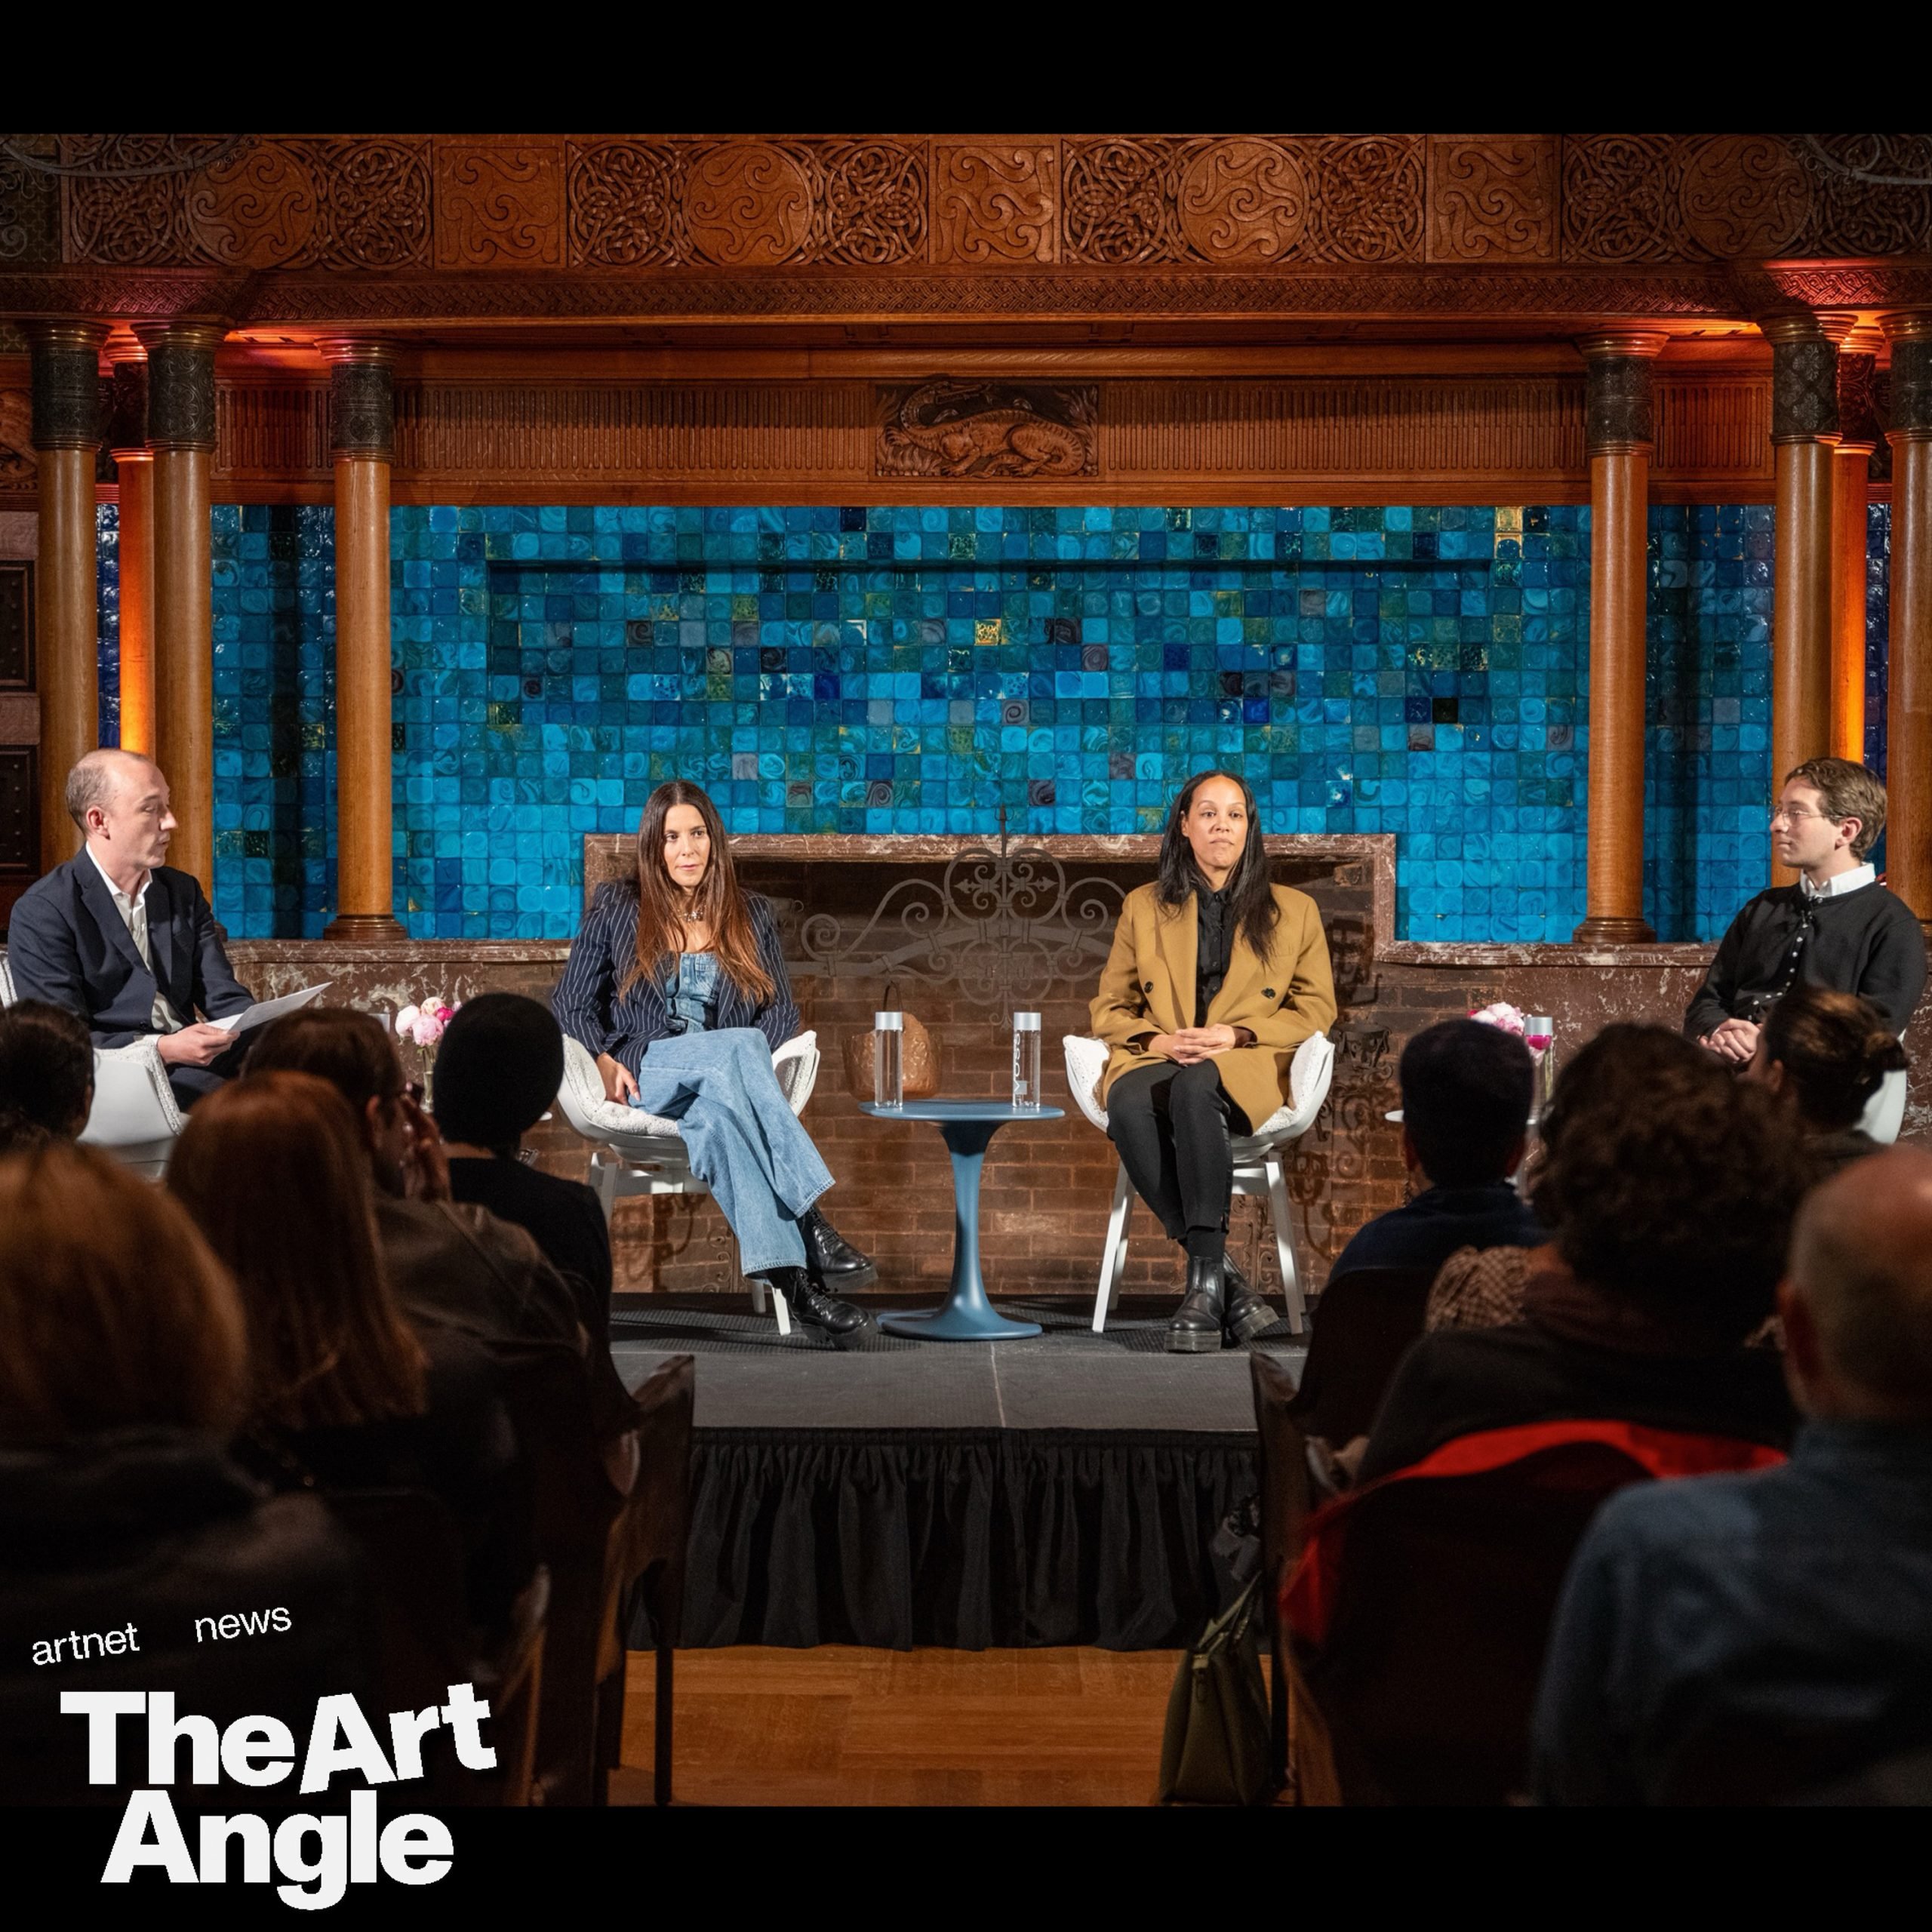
[1328,1018,1543,1287]
[1534,1147,1932,1804]
[0,998,93,1153]
[1358,1026,1809,1486]
[432,992,634,1439]
[245,1008,589,1372]
[168,1072,536,1632]
[0,1141,368,1805]
[1744,982,1906,1180]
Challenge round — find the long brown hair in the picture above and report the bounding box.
[620,780,775,1004]
[0,1140,247,1446]
[168,1072,427,1431]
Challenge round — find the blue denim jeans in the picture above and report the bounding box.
[627,1026,832,1275]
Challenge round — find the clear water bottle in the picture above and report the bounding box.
[873,1011,904,1109]
[1524,1014,1556,1118]
[1011,1011,1042,1111]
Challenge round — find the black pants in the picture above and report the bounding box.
[1106,1060,1251,1263]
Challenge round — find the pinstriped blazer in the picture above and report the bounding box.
[551,881,801,1078]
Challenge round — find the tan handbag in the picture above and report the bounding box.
[843,987,939,1100]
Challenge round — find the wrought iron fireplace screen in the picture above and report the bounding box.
[796,817,1126,1017]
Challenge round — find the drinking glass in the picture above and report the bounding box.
[874,1011,904,1109]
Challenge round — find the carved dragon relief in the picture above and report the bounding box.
[875,378,1097,479]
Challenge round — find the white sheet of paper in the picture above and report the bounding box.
[211,981,333,1037]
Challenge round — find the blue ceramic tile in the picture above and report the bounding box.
[84,502,1888,943]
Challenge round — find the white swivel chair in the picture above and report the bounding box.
[1062,1030,1335,1337]
[0,953,184,1179]
[553,1029,822,1334]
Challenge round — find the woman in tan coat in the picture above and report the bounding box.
[1090,771,1336,1352]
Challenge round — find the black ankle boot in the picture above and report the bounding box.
[1166,1255,1226,1355]
[1221,1253,1276,1346]
[800,1205,878,1287]
[761,1266,874,1349]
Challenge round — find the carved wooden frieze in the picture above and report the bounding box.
[435,142,565,268]
[932,144,1057,263]
[12,134,1930,290]
[875,380,1097,479]
[1426,135,1558,261]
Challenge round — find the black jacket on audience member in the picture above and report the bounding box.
[232,1324,535,1633]
[0,1429,370,1805]
[1684,881,1927,1039]
[445,1154,635,1438]
[1358,1321,1798,1486]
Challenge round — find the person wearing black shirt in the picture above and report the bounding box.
[432,993,634,1439]
[1358,1026,1807,1486]
[1091,771,1337,1350]
[1328,1018,1543,1286]
[1687,758,1926,1064]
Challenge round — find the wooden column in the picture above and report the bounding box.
[1572,331,1664,946]
[1826,327,1882,764]
[321,339,405,940]
[103,328,155,758]
[143,321,223,897]
[1884,312,1932,938]
[1763,313,1841,884]
[26,320,107,872]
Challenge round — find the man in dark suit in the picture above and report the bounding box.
[6,749,253,1110]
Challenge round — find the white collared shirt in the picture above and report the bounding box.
[1800,863,1876,902]
[85,842,182,1032]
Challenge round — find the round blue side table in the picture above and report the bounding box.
[858,1099,1066,1340]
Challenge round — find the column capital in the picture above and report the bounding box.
[320,340,395,463]
[1761,313,1841,447]
[1882,312,1932,444]
[101,328,150,463]
[1574,331,1669,362]
[26,319,109,451]
[142,321,226,454]
[1577,334,1666,457]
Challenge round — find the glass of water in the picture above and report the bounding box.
[874,1011,904,1109]
[1011,1011,1042,1111]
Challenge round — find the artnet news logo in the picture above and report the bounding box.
[63,1684,494,1909]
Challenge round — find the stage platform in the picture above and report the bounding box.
[611,1296,1306,1654]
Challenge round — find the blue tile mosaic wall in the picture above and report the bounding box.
[91,502,1890,945]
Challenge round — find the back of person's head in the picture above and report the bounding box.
[432,994,563,1157]
[1788,1147,1932,1423]
[168,1072,425,1431]
[247,1007,401,1121]
[1399,1018,1534,1186]
[0,1141,245,1446]
[1761,984,1906,1134]
[0,999,94,1151]
[1530,1023,1813,1341]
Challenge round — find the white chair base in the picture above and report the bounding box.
[557,1030,820,1334]
[1064,1029,1335,1342]
[1091,1144,1309,1338]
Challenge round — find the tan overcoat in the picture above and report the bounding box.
[1088,881,1337,1128]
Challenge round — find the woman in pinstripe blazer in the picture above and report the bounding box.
[552,782,875,1346]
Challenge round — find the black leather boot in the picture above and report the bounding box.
[1221,1253,1277,1346]
[800,1205,878,1288]
[761,1266,874,1349]
[1166,1255,1226,1355]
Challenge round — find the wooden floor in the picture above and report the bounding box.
[608,1644,1189,1807]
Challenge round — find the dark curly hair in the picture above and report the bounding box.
[1529,1023,1813,1340]
[0,998,94,1150]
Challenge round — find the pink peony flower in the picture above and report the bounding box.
[397,999,459,1050]
[1469,1001,1527,1035]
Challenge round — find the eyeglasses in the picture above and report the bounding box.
[1767,805,1832,826]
